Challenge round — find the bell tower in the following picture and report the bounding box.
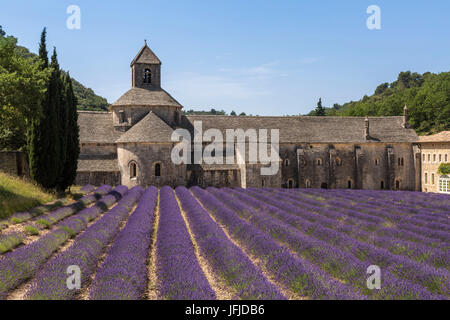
[131,40,161,89]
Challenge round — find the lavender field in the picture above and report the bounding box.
[0,185,448,300]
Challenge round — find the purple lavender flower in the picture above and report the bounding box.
[156,186,215,300]
[89,187,157,300]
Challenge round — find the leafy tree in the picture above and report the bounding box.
[239,112,246,116]
[438,163,450,175]
[313,71,449,134]
[0,34,49,150]
[230,110,237,116]
[375,83,389,95]
[0,26,5,37]
[314,98,326,116]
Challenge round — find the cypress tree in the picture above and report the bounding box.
[27,31,63,190]
[28,28,51,188]
[56,73,69,191]
[314,98,326,116]
[59,74,80,190]
[47,47,62,189]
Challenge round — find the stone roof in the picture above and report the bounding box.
[77,111,123,144]
[116,112,174,143]
[185,115,418,143]
[111,87,182,108]
[418,131,450,143]
[77,159,119,172]
[130,44,161,66]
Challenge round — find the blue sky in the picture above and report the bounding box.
[1,0,449,115]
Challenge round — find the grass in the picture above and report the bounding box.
[24,225,40,236]
[0,172,57,219]
[0,233,24,254]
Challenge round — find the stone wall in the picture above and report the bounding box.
[420,142,450,193]
[0,151,29,177]
[295,142,419,191]
[75,171,121,187]
[117,142,186,188]
[132,63,161,89]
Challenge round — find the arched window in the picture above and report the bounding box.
[375,158,380,166]
[285,159,290,167]
[380,180,384,189]
[423,154,426,162]
[261,179,266,188]
[347,180,352,189]
[155,163,161,177]
[395,180,401,190]
[431,173,435,185]
[130,162,137,179]
[317,158,323,166]
[305,179,311,188]
[401,158,404,166]
[288,179,294,189]
[143,68,151,84]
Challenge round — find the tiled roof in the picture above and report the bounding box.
[77,111,123,144]
[130,44,161,66]
[184,115,419,143]
[418,131,450,143]
[77,159,119,172]
[115,112,174,143]
[111,87,182,108]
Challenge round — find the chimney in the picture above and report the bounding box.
[402,104,409,128]
[364,117,370,140]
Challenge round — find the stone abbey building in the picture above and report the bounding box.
[76,43,421,190]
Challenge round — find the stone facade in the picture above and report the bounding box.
[0,151,29,178]
[419,132,450,194]
[75,43,423,190]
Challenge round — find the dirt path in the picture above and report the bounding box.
[146,190,160,300]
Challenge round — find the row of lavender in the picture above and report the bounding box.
[0,186,128,299]
[231,187,449,299]
[266,188,449,265]
[1,184,447,300]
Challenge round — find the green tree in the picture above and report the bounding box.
[314,98,326,116]
[59,74,79,191]
[0,26,5,37]
[375,83,389,95]
[28,30,63,190]
[0,34,49,150]
[230,110,237,116]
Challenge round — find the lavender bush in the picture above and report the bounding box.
[156,186,215,300]
[0,186,127,299]
[26,186,143,300]
[89,187,157,300]
[175,186,285,300]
